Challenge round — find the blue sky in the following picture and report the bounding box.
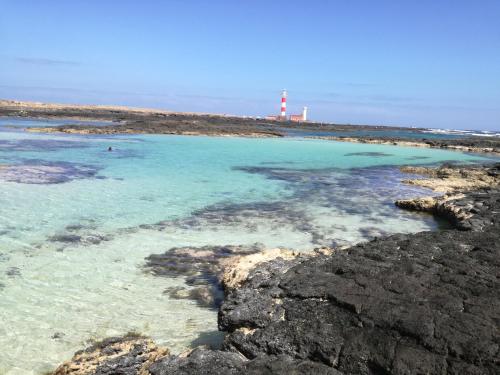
[1,0,499,130]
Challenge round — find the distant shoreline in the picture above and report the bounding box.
[1,99,499,155]
[305,135,500,156]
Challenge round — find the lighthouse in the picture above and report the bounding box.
[266,90,309,122]
[280,89,287,119]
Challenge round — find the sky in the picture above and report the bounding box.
[0,0,499,130]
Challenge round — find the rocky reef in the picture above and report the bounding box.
[399,163,500,192]
[53,163,500,374]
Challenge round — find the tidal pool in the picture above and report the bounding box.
[0,119,494,374]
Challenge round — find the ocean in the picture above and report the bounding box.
[0,118,495,374]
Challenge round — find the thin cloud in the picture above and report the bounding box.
[14,57,80,66]
[308,96,498,112]
[361,94,418,103]
[308,93,418,105]
[339,82,380,88]
[0,84,267,106]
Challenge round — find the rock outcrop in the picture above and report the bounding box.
[399,163,500,193]
[143,243,332,309]
[148,347,341,375]
[53,334,169,375]
[143,244,267,308]
[221,247,333,291]
[396,189,499,231]
[396,163,500,230]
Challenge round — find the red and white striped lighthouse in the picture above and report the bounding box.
[280,89,287,118]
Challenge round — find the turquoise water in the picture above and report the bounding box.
[0,119,494,374]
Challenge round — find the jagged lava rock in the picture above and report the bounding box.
[148,347,341,375]
[220,223,500,374]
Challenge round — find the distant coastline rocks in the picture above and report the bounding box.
[2,99,499,155]
[307,136,500,155]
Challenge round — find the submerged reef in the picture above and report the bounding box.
[53,163,500,374]
[164,165,439,247]
[0,138,90,152]
[0,160,100,184]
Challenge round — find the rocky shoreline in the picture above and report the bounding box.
[396,163,500,231]
[52,162,500,374]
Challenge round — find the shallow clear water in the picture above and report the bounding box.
[0,119,494,374]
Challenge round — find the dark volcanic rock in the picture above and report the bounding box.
[441,189,500,230]
[221,223,500,374]
[148,348,246,374]
[148,347,341,375]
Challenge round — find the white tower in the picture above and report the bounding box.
[302,106,308,121]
